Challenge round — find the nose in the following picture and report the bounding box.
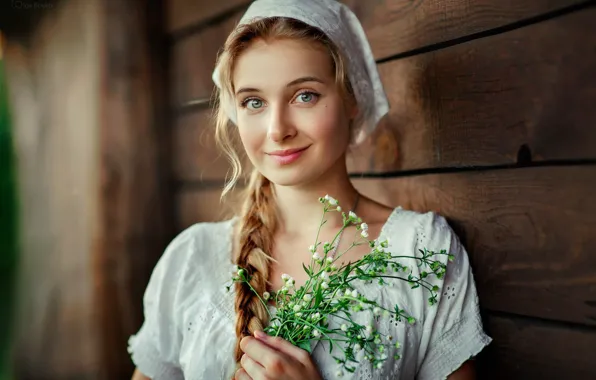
[266,104,296,142]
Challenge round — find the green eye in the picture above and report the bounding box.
[298,93,314,102]
[245,99,263,109]
[297,92,320,103]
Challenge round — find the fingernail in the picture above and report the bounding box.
[254,330,266,340]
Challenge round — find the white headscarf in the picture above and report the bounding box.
[211,0,389,146]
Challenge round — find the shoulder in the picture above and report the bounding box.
[381,207,454,251]
[145,218,237,299]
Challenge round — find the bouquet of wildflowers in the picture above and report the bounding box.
[229,195,453,375]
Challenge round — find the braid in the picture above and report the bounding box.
[233,169,277,362]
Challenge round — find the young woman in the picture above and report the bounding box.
[128,1,492,379]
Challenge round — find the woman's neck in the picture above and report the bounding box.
[272,169,359,236]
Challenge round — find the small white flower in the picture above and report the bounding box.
[312,329,321,337]
[296,312,303,317]
[341,324,348,332]
[311,312,321,321]
[303,325,310,331]
[351,289,359,298]
[263,292,270,301]
[366,325,373,335]
[361,230,369,238]
[287,279,295,287]
[321,282,329,289]
[354,343,362,352]
[320,271,329,280]
[376,362,383,369]
[293,304,301,312]
[336,206,342,212]
[326,256,333,263]
[373,307,381,316]
[360,222,368,231]
[344,289,352,297]
[309,245,316,253]
[328,196,338,206]
[303,294,312,302]
[349,211,357,219]
[281,273,290,281]
[336,370,344,377]
[381,353,388,360]
[313,251,322,261]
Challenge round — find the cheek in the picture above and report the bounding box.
[305,104,350,145]
[237,119,264,156]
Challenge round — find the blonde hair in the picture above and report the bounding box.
[212,16,354,364]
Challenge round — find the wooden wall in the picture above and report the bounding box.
[167,0,596,378]
[4,0,102,377]
[3,0,173,378]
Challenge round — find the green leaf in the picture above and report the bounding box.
[298,340,312,353]
[343,263,351,280]
[302,263,311,276]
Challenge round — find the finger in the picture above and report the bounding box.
[241,353,266,379]
[254,330,311,365]
[240,336,283,369]
[234,368,252,380]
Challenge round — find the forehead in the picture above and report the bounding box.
[232,38,334,89]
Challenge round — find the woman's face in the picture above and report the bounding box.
[232,38,356,187]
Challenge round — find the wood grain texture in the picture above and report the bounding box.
[351,166,596,326]
[478,314,596,378]
[176,188,240,229]
[170,10,243,106]
[97,0,174,378]
[343,0,587,60]
[4,1,102,378]
[167,0,249,33]
[349,8,596,173]
[167,0,585,59]
[173,109,248,182]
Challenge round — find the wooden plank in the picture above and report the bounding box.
[173,109,249,182]
[168,0,586,59]
[349,8,596,173]
[478,313,596,378]
[351,166,596,325]
[343,0,588,60]
[167,0,248,33]
[97,0,175,378]
[176,188,240,229]
[4,1,102,378]
[170,9,243,106]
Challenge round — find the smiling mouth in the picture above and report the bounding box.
[267,146,310,156]
[266,146,310,164]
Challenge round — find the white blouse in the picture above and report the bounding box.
[128,207,492,379]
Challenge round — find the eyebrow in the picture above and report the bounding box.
[235,76,325,96]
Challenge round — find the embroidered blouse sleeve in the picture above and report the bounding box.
[127,227,199,379]
[415,213,492,380]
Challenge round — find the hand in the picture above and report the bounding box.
[234,331,323,380]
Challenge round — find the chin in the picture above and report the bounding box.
[261,164,326,188]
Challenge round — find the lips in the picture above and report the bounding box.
[267,147,309,156]
[266,146,310,165]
